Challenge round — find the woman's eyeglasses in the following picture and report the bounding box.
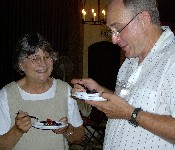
[27,55,53,65]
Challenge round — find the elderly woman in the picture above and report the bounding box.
[0,33,84,150]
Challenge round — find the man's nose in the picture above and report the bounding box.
[112,34,121,45]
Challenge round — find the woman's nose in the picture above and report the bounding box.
[38,57,47,66]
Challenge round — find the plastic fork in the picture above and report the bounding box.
[78,83,97,94]
[16,112,39,121]
[28,115,39,121]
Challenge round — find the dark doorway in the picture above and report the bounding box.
[88,41,121,91]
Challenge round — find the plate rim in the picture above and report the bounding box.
[32,121,68,130]
[72,92,107,101]
[73,92,99,96]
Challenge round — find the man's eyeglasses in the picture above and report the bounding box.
[109,12,142,37]
[27,54,53,66]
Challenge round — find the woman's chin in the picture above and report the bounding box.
[36,74,50,82]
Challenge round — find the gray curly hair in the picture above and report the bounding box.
[13,33,58,74]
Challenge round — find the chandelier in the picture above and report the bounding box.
[81,0,106,25]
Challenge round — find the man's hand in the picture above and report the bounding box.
[86,92,134,120]
[71,78,101,93]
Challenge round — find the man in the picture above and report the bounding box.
[71,0,175,149]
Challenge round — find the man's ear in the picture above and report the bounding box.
[140,11,151,28]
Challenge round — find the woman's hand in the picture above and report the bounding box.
[15,110,32,133]
[52,117,69,134]
[52,117,85,144]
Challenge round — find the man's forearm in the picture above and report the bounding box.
[136,111,175,143]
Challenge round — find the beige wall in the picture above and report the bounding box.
[82,0,110,77]
[82,0,126,78]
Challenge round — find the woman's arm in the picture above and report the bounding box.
[0,125,23,150]
[63,124,85,144]
[0,110,32,149]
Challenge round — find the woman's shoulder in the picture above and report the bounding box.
[54,78,69,86]
[4,81,17,89]
[4,77,25,90]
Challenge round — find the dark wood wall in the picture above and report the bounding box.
[158,0,175,23]
[0,0,83,88]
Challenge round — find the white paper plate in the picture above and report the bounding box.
[72,92,107,101]
[32,121,68,130]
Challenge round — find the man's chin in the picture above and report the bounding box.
[125,53,136,59]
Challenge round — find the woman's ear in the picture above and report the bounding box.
[19,63,24,71]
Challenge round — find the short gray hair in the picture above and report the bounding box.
[108,0,160,26]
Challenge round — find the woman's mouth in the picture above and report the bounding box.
[36,69,47,73]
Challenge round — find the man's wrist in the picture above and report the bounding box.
[128,107,143,127]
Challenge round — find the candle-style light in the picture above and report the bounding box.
[81,0,106,25]
[94,13,96,21]
[92,9,94,14]
[102,10,105,20]
[92,9,95,21]
[82,9,86,21]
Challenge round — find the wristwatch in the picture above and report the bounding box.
[128,107,143,127]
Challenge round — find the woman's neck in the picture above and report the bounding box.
[17,77,53,94]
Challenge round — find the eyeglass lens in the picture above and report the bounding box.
[28,55,53,65]
[109,12,142,37]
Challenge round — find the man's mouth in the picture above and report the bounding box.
[121,45,128,51]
